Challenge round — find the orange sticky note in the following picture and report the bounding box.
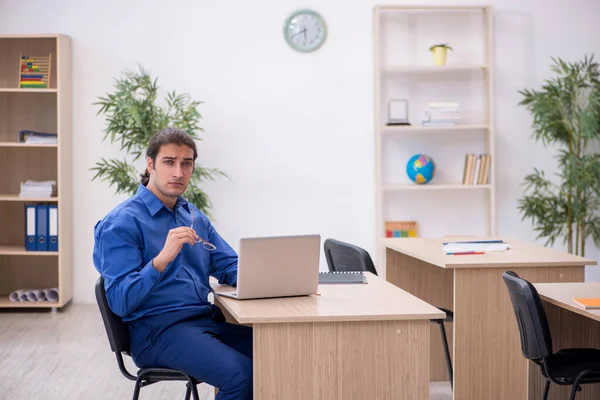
[573,298,600,309]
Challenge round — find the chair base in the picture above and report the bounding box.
[133,368,201,400]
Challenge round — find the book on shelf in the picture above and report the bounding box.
[18,130,57,144]
[19,180,57,198]
[422,102,460,126]
[462,153,491,185]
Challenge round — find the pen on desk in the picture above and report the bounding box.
[447,251,485,255]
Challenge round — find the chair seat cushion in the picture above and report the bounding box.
[546,348,600,382]
[138,367,201,382]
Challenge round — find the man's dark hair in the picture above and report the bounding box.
[141,127,198,186]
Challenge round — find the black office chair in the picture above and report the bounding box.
[323,238,454,389]
[502,271,600,400]
[95,277,202,400]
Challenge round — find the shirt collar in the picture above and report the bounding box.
[137,184,191,216]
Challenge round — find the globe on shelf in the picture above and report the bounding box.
[406,154,435,184]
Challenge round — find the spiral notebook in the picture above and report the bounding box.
[318,271,367,284]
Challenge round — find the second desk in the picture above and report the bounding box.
[383,237,596,400]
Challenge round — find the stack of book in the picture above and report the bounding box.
[422,102,460,126]
[462,154,491,185]
[18,130,58,144]
[19,180,57,198]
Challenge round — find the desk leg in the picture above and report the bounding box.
[453,266,583,400]
[386,249,454,383]
[253,320,430,400]
[528,302,600,400]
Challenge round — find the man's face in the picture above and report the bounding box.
[146,143,195,200]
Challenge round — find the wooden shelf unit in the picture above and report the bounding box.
[0,34,71,309]
[373,5,495,265]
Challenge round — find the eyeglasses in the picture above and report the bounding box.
[190,208,217,251]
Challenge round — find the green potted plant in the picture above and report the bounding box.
[517,55,600,256]
[91,65,226,216]
[429,43,452,66]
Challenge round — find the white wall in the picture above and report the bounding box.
[0,0,599,303]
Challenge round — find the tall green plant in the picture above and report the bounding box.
[91,66,225,216]
[518,55,600,256]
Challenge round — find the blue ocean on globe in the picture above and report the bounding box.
[406,154,435,184]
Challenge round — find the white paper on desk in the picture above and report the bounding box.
[442,242,510,253]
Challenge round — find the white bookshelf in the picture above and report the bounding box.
[373,5,495,267]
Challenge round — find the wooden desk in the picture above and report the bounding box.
[211,273,444,400]
[383,237,597,400]
[532,283,600,399]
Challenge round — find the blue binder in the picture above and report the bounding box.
[25,205,37,251]
[48,205,58,251]
[36,205,48,251]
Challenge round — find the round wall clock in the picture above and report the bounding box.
[283,9,327,53]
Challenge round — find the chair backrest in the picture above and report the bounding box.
[501,271,553,361]
[95,276,131,354]
[324,238,378,276]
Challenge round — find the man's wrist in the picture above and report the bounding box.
[152,254,167,272]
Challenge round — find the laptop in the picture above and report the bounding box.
[213,234,321,300]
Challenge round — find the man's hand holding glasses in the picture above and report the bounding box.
[152,226,200,272]
[152,208,217,273]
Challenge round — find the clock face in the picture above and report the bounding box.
[284,9,327,53]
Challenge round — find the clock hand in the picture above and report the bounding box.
[292,28,307,37]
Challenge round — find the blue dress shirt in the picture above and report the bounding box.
[93,184,238,322]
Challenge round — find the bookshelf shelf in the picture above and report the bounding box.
[381,65,487,73]
[381,124,489,134]
[374,5,495,263]
[0,296,60,307]
[0,88,57,93]
[0,245,58,256]
[0,141,57,148]
[382,184,491,191]
[0,34,71,309]
[0,194,59,201]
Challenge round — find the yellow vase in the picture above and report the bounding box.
[431,47,448,66]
